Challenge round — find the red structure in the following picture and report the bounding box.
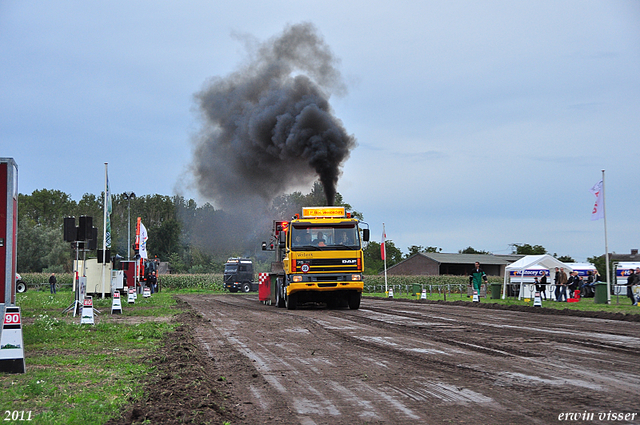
[258,273,271,304]
[0,158,18,307]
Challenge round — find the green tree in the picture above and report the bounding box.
[17,219,71,272]
[19,189,75,227]
[587,254,614,280]
[405,245,442,258]
[458,246,492,254]
[555,255,575,263]
[515,244,547,255]
[364,240,402,275]
[148,218,181,260]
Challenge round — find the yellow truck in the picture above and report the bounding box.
[261,206,369,310]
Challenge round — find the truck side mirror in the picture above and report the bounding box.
[279,231,286,247]
[362,229,370,242]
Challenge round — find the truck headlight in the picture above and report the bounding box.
[351,274,362,281]
[292,275,303,282]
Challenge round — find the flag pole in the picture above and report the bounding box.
[101,163,108,299]
[602,169,611,303]
[383,223,388,294]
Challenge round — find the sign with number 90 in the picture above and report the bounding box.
[3,313,21,325]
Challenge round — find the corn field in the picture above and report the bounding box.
[363,274,502,293]
[19,273,503,295]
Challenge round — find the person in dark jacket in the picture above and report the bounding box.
[49,273,57,294]
[580,270,596,298]
[536,273,548,300]
[626,269,639,306]
[567,271,581,299]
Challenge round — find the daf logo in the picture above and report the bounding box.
[342,259,356,264]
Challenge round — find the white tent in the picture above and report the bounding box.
[502,255,573,299]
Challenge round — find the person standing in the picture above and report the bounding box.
[556,267,568,302]
[148,271,157,294]
[469,262,488,298]
[537,272,548,300]
[49,272,57,294]
[554,267,561,301]
[626,269,639,306]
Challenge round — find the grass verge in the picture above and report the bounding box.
[0,289,181,425]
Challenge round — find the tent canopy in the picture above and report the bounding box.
[502,255,573,299]
[505,254,573,273]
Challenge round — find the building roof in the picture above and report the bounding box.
[416,252,519,265]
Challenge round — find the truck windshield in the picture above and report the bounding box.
[291,224,360,250]
[224,264,238,273]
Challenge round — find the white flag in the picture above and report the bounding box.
[590,180,604,221]
[139,222,149,259]
[105,175,113,248]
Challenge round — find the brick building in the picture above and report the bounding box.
[384,252,521,277]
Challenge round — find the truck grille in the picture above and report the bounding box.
[297,258,359,272]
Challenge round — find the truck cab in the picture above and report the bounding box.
[224,258,256,293]
[262,206,369,310]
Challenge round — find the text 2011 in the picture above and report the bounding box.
[3,411,32,421]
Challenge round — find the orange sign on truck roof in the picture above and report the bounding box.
[301,206,346,218]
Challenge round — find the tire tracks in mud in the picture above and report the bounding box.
[349,303,640,358]
[181,294,640,424]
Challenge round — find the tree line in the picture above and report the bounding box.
[17,183,367,274]
[18,185,604,276]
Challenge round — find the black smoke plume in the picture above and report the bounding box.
[191,23,356,210]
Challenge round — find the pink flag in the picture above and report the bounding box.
[590,180,604,221]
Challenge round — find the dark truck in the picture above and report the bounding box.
[224,258,256,293]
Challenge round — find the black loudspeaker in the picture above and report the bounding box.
[77,216,93,241]
[64,217,76,242]
[88,227,98,250]
[97,249,110,263]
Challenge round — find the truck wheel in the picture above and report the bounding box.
[16,281,27,293]
[276,279,285,308]
[348,292,361,310]
[241,282,251,293]
[286,292,297,310]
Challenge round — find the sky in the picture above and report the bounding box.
[1,1,639,262]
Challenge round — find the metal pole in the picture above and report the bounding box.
[127,200,131,261]
[602,169,611,304]
[383,223,388,294]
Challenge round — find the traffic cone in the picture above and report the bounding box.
[128,287,136,304]
[421,289,427,300]
[111,291,122,314]
[533,291,542,307]
[388,288,394,298]
[0,307,26,373]
[472,290,479,302]
[81,296,95,325]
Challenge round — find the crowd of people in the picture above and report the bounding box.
[547,267,601,302]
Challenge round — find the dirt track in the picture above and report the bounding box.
[180,294,640,424]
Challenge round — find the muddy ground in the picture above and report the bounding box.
[110,296,640,424]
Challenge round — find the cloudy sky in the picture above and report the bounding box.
[2,1,639,262]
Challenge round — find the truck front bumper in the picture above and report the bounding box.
[286,280,363,295]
